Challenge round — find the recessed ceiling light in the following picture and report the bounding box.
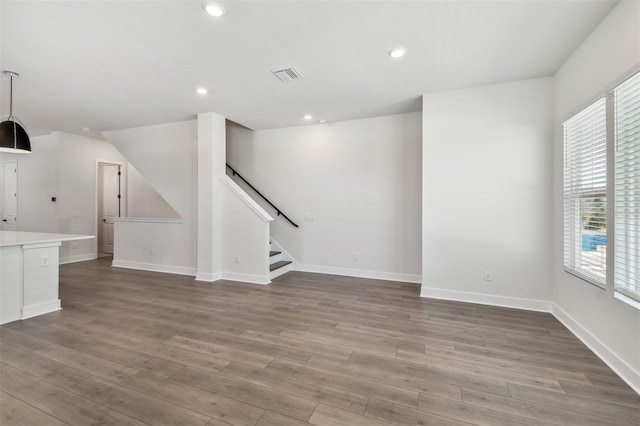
[203,2,225,17]
[304,114,313,120]
[319,119,326,124]
[196,87,209,95]
[389,47,407,58]
[80,127,91,132]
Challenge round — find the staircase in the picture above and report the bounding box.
[269,249,292,280]
[226,164,296,282]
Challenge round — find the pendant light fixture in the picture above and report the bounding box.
[0,71,31,154]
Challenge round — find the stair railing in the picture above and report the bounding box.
[225,163,299,228]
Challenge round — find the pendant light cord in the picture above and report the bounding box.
[8,73,13,117]
[10,73,16,148]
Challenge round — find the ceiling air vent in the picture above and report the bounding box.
[272,67,302,82]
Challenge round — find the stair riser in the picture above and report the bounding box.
[270,263,292,280]
[269,253,283,264]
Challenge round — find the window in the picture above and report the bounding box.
[613,72,640,303]
[563,98,607,287]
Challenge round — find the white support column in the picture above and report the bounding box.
[196,112,226,281]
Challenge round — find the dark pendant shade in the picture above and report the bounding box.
[0,119,31,154]
[1,70,31,154]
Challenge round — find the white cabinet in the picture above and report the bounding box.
[0,231,93,324]
[0,245,22,323]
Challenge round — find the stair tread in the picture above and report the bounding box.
[269,260,292,272]
[270,251,281,257]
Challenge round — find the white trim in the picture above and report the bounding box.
[295,263,421,284]
[614,291,640,311]
[221,271,271,285]
[21,241,62,250]
[95,159,127,258]
[563,267,606,291]
[1,160,18,231]
[59,253,97,265]
[195,271,221,282]
[112,259,196,276]
[112,217,182,223]
[419,287,552,313]
[270,238,420,284]
[22,299,61,319]
[220,175,274,222]
[552,304,640,395]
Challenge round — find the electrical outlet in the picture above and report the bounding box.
[304,213,316,221]
[72,211,80,218]
[149,248,155,256]
[235,256,241,263]
[41,256,49,267]
[484,270,492,281]
[72,242,77,249]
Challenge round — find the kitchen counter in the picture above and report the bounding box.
[0,230,94,247]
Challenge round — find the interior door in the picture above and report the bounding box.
[101,165,120,254]
[1,161,18,231]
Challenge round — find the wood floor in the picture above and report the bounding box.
[1,258,638,426]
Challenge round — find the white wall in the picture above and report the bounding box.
[221,176,272,284]
[0,131,129,263]
[104,120,198,274]
[0,133,60,234]
[112,219,193,275]
[57,132,128,261]
[552,0,640,392]
[226,112,422,282]
[421,78,554,311]
[127,163,180,219]
[0,130,182,264]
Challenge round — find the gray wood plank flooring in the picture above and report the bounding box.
[1,257,638,425]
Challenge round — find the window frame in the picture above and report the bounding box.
[562,97,608,289]
[611,70,640,307]
[561,67,640,311]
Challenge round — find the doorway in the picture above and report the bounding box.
[1,160,18,231]
[97,162,123,256]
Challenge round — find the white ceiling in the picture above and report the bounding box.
[1,1,616,135]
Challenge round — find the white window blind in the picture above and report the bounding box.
[563,98,607,286]
[614,72,640,303]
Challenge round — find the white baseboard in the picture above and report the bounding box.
[195,271,269,285]
[111,259,196,277]
[552,304,640,395]
[295,263,421,284]
[221,271,270,285]
[269,238,420,284]
[59,253,97,265]
[195,272,221,282]
[419,287,552,313]
[22,300,61,320]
